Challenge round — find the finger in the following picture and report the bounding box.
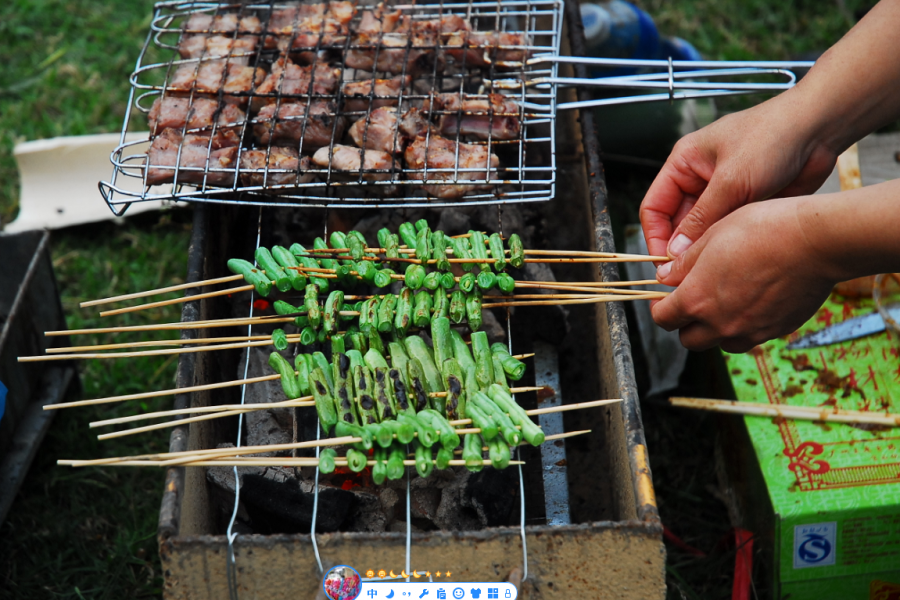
[640,148,713,259]
[655,232,707,288]
[649,289,695,332]
[667,171,751,258]
[677,322,725,352]
[720,337,759,354]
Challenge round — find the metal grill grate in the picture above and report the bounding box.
[100,0,563,214]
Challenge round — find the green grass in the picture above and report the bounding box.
[0,2,189,598]
[0,0,158,226]
[641,0,872,113]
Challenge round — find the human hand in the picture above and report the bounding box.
[639,98,838,262]
[651,197,837,353]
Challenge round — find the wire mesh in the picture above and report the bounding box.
[100,0,563,213]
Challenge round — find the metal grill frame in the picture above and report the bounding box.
[100,0,564,214]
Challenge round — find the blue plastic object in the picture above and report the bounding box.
[660,36,703,63]
[0,380,6,425]
[580,1,703,76]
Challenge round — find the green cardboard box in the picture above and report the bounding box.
[723,292,900,599]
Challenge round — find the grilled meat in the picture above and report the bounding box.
[357,6,402,34]
[348,107,404,154]
[313,144,399,194]
[178,35,258,63]
[182,13,262,35]
[146,128,238,186]
[253,58,341,110]
[404,135,498,199]
[239,147,314,187]
[423,93,520,140]
[253,101,344,150]
[265,2,356,51]
[342,75,410,113]
[169,61,265,101]
[398,106,438,139]
[345,17,457,75]
[444,30,528,67]
[147,96,245,140]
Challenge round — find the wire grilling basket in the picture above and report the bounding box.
[100,0,565,213]
[100,0,813,215]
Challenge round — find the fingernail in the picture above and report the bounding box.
[657,261,672,280]
[668,233,693,257]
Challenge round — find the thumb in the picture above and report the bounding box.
[655,233,706,288]
[666,173,747,259]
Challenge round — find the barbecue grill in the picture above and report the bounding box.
[145,3,667,598]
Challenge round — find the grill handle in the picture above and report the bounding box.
[495,55,816,110]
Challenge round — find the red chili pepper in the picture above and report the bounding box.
[253,299,270,310]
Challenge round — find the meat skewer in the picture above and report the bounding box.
[145,128,238,187]
[424,92,521,140]
[264,1,356,51]
[312,144,400,195]
[251,58,341,110]
[348,107,404,155]
[167,60,265,103]
[342,75,410,113]
[404,135,499,199]
[178,35,258,64]
[239,147,314,188]
[444,30,529,67]
[253,100,344,150]
[147,96,245,137]
[181,13,262,36]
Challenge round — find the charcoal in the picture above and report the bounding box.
[344,490,388,532]
[241,347,293,450]
[435,207,471,234]
[465,467,519,527]
[240,473,358,534]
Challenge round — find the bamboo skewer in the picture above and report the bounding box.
[86,384,540,428]
[46,333,293,354]
[670,397,900,427]
[63,458,523,468]
[88,396,316,428]
[45,314,296,337]
[62,398,621,465]
[45,373,284,411]
[98,284,255,317]
[484,293,666,308]
[95,401,317,440]
[80,274,244,308]
[19,336,303,362]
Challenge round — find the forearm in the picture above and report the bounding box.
[780,0,900,155]
[798,179,900,282]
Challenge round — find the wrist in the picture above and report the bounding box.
[793,182,900,283]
